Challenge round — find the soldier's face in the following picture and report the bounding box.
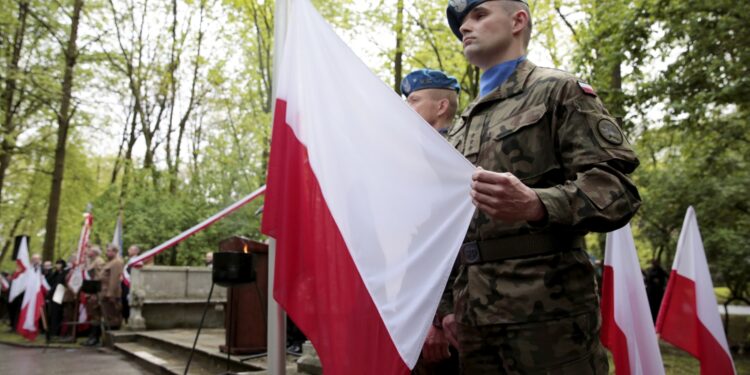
[459,2,514,68]
[407,90,440,127]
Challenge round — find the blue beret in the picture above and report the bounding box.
[447,0,529,40]
[401,69,460,97]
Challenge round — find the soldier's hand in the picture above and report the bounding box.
[422,326,451,363]
[441,314,460,350]
[471,168,546,222]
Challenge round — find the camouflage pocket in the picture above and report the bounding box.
[480,103,560,183]
[448,120,466,153]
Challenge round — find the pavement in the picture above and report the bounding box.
[0,343,156,375]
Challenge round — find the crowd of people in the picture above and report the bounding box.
[0,243,146,346]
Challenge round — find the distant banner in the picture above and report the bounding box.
[123,185,266,283]
[67,213,93,294]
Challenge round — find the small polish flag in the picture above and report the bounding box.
[578,81,597,96]
[601,224,665,374]
[656,207,735,374]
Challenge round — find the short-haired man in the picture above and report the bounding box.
[83,245,105,346]
[402,69,461,375]
[100,244,124,329]
[401,69,461,135]
[439,1,641,373]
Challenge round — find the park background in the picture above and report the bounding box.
[0,0,747,370]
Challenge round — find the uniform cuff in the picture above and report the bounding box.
[532,187,572,227]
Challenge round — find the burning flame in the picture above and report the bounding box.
[243,244,249,254]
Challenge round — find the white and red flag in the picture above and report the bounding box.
[67,212,93,294]
[9,236,31,302]
[656,207,735,374]
[17,267,49,341]
[601,224,664,375]
[261,0,475,373]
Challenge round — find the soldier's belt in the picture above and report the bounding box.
[460,233,584,265]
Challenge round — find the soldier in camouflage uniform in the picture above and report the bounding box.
[438,1,641,373]
[402,69,461,375]
[401,69,461,136]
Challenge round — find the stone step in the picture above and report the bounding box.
[109,329,299,375]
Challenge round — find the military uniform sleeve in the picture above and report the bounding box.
[436,267,457,321]
[532,81,641,232]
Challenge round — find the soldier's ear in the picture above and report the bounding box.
[511,9,529,37]
[437,98,450,117]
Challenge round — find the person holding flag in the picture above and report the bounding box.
[16,263,49,341]
[400,69,462,375]
[401,69,461,136]
[439,0,641,372]
[83,245,105,346]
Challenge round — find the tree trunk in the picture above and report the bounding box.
[393,0,404,95]
[0,191,31,264]
[42,0,83,262]
[0,1,29,208]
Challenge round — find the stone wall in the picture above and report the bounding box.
[128,266,227,330]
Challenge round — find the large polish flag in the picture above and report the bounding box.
[17,267,49,341]
[260,0,476,373]
[656,207,735,374]
[600,224,664,375]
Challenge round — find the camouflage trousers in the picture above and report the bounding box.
[457,310,608,375]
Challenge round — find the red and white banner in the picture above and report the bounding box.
[601,224,664,375]
[67,213,93,294]
[262,0,475,373]
[121,185,266,286]
[9,236,31,302]
[656,207,735,374]
[17,268,49,341]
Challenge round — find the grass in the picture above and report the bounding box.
[0,321,83,349]
[606,342,750,374]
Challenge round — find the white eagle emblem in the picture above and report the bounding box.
[449,0,468,13]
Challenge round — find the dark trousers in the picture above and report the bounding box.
[8,292,23,330]
[47,300,64,336]
[121,282,130,320]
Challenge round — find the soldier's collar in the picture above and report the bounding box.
[460,59,537,118]
[479,56,526,97]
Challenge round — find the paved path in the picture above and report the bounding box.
[0,343,155,375]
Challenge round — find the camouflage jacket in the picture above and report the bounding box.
[438,60,641,326]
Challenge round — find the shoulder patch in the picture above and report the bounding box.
[578,81,597,97]
[597,119,623,145]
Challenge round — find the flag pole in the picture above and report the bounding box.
[268,0,289,373]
